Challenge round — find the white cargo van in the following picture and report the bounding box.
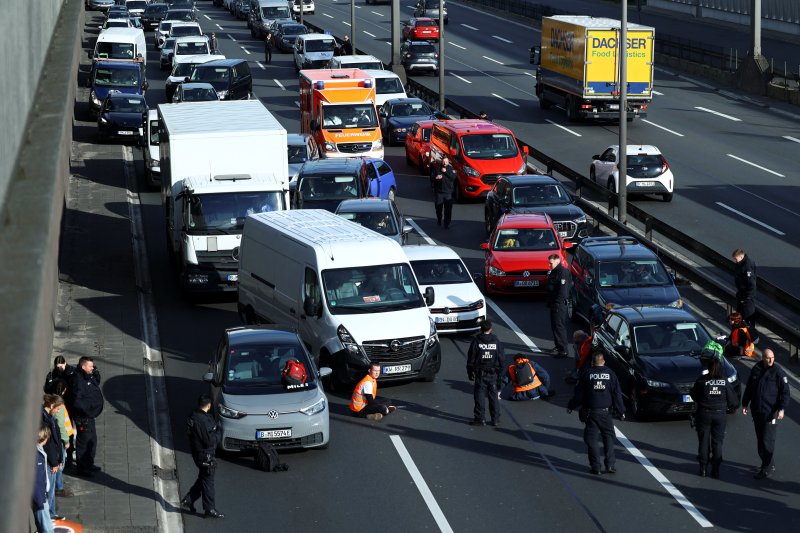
[238,209,441,385]
[327,54,384,71]
[142,109,160,188]
[91,27,148,66]
[362,69,407,106]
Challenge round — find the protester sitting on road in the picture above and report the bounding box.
[504,353,553,401]
[349,364,397,421]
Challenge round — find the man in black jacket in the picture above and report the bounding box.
[467,321,504,426]
[546,254,571,358]
[432,156,456,229]
[67,356,104,477]
[742,349,790,479]
[732,248,757,329]
[181,395,224,518]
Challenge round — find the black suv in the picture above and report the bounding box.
[569,236,683,325]
[289,159,368,212]
[400,41,439,76]
[484,175,590,240]
[592,306,740,418]
[141,3,168,31]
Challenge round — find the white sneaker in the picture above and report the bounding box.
[387,406,397,414]
[366,413,384,421]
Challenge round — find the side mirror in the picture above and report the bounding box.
[522,145,529,156]
[303,296,321,317]
[479,242,489,250]
[424,286,435,306]
[434,111,448,120]
[449,147,457,156]
[288,180,298,192]
[318,367,332,379]
[402,224,413,235]
[586,275,594,286]
[563,241,575,249]
[529,46,541,65]
[592,154,600,161]
[202,372,216,384]
[142,81,149,91]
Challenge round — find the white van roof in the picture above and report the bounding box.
[174,53,225,65]
[184,173,287,193]
[299,33,335,41]
[361,69,400,80]
[174,35,209,44]
[97,27,145,43]
[335,54,381,63]
[158,100,285,138]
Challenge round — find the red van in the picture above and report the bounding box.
[428,120,528,202]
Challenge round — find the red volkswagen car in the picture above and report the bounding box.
[405,120,434,174]
[403,17,440,42]
[480,213,572,295]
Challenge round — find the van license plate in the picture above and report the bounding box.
[608,104,619,110]
[559,231,568,237]
[514,280,539,287]
[637,181,655,187]
[383,364,411,375]
[117,130,135,135]
[227,274,238,282]
[257,428,291,439]
[682,395,693,403]
[435,315,459,323]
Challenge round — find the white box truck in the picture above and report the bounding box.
[158,100,289,294]
[238,209,442,386]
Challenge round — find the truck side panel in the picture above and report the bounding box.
[540,19,586,98]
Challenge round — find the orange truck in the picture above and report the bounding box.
[299,68,384,159]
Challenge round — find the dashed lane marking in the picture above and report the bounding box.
[274,79,285,90]
[492,35,512,44]
[461,23,478,30]
[483,55,504,65]
[256,61,265,70]
[783,135,800,144]
[545,119,581,137]
[715,202,785,235]
[726,154,785,177]
[363,30,376,37]
[448,41,465,50]
[227,33,236,42]
[405,219,435,245]
[451,73,471,84]
[241,46,250,55]
[641,119,684,137]
[491,93,518,107]
[694,106,741,121]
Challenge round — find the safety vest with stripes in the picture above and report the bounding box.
[508,359,542,393]
[350,374,377,412]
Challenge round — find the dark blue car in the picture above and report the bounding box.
[291,158,398,211]
[97,92,148,143]
[378,97,446,146]
[87,60,147,114]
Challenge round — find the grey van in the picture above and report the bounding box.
[190,59,252,100]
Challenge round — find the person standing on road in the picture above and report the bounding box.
[33,425,55,533]
[209,32,219,54]
[181,395,224,518]
[467,321,504,426]
[504,353,553,401]
[67,356,104,477]
[340,34,353,55]
[264,32,273,64]
[732,248,757,331]
[742,349,790,479]
[546,254,571,358]
[689,343,739,479]
[433,156,456,229]
[567,353,625,475]
[49,393,75,498]
[350,364,397,421]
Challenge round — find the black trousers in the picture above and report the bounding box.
[434,193,453,227]
[696,410,727,468]
[264,45,272,63]
[736,297,756,329]
[473,371,500,422]
[550,302,570,353]
[75,417,97,471]
[353,399,390,417]
[752,412,777,469]
[584,409,615,471]
[187,457,216,512]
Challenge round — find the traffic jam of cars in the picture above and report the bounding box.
[84,0,741,458]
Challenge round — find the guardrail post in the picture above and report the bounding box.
[791,344,798,364]
[575,175,582,198]
[645,216,653,242]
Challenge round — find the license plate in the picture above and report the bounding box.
[117,130,135,135]
[435,315,459,323]
[514,280,539,287]
[227,274,238,282]
[257,428,291,439]
[559,231,568,237]
[682,394,693,403]
[608,104,619,110]
[637,181,655,187]
[383,364,412,375]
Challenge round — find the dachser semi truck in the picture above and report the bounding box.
[531,15,655,121]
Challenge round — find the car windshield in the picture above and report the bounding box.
[105,97,146,113]
[299,175,360,201]
[493,228,558,251]
[322,264,424,314]
[176,41,208,54]
[159,21,173,31]
[223,342,316,393]
[597,260,671,288]
[322,103,378,129]
[283,25,306,35]
[95,42,136,60]
[172,61,198,77]
[461,133,519,160]
[187,191,284,231]
[287,144,308,164]
[416,20,436,27]
[375,77,404,95]
[390,101,432,118]
[181,86,217,101]
[127,1,147,9]
[305,38,336,52]
[411,259,472,285]
[512,183,571,206]
[163,38,176,51]
[191,66,229,82]
[337,210,397,236]
[262,6,289,19]
[633,322,711,357]
[94,68,139,87]
[172,25,201,37]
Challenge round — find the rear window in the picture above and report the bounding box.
[411,43,436,54]
[192,67,230,82]
[416,20,436,27]
[628,155,662,166]
[145,5,168,15]
[95,42,136,60]
[375,77,404,95]
[176,41,208,54]
[172,25,202,37]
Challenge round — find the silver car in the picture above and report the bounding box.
[335,198,412,245]
[88,0,115,11]
[160,38,177,70]
[204,326,331,452]
[287,133,319,182]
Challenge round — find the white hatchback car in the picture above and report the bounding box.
[590,144,674,202]
[404,245,487,334]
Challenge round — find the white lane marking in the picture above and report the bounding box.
[203,14,211,20]
[371,10,383,16]
[343,21,351,26]
[274,79,285,90]
[216,24,223,30]
[641,119,684,137]
[492,35,512,44]
[227,33,236,42]
[451,73,471,84]
[405,219,436,245]
[492,93,518,107]
[483,55,504,65]
[256,61,265,70]
[241,46,250,55]
[461,23,478,30]
[716,202,785,235]
[652,90,664,96]
[364,30,376,38]
[694,106,741,121]
[294,100,300,108]
[323,13,333,18]
[726,154,785,177]
[390,436,455,533]
[545,119,581,137]
[783,135,800,144]
[614,428,713,528]
[448,41,465,50]
[523,72,535,77]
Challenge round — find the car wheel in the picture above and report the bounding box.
[538,94,552,110]
[661,192,673,202]
[387,187,396,202]
[453,180,462,203]
[589,166,596,183]
[565,95,577,122]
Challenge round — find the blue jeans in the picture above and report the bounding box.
[47,468,57,518]
[33,500,55,533]
[55,446,65,491]
[509,384,550,401]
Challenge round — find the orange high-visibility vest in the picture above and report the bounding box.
[508,359,542,393]
[63,405,75,437]
[576,336,592,370]
[350,374,377,412]
[731,327,755,357]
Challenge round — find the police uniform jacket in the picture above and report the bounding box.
[187,408,221,460]
[546,263,571,306]
[68,368,104,420]
[742,362,790,416]
[433,163,456,197]
[467,333,503,375]
[690,375,739,413]
[568,365,625,414]
[734,255,757,302]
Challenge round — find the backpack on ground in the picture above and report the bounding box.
[514,360,534,386]
[282,358,307,386]
[254,442,289,472]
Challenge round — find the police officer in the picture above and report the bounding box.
[181,395,224,518]
[742,349,790,479]
[732,248,757,330]
[264,32,273,64]
[467,321,503,426]
[689,342,739,478]
[433,156,456,229]
[546,254,571,358]
[67,356,104,477]
[567,353,625,475]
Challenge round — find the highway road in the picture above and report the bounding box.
[74,4,799,532]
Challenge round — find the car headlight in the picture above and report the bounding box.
[574,215,587,224]
[337,324,361,355]
[324,141,336,152]
[218,402,246,419]
[372,139,383,150]
[395,127,407,133]
[517,161,527,174]
[427,316,438,347]
[217,89,229,99]
[463,165,480,177]
[488,265,505,277]
[300,397,326,416]
[90,90,101,106]
[645,378,670,389]
[668,298,683,308]
[149,159,159,169]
